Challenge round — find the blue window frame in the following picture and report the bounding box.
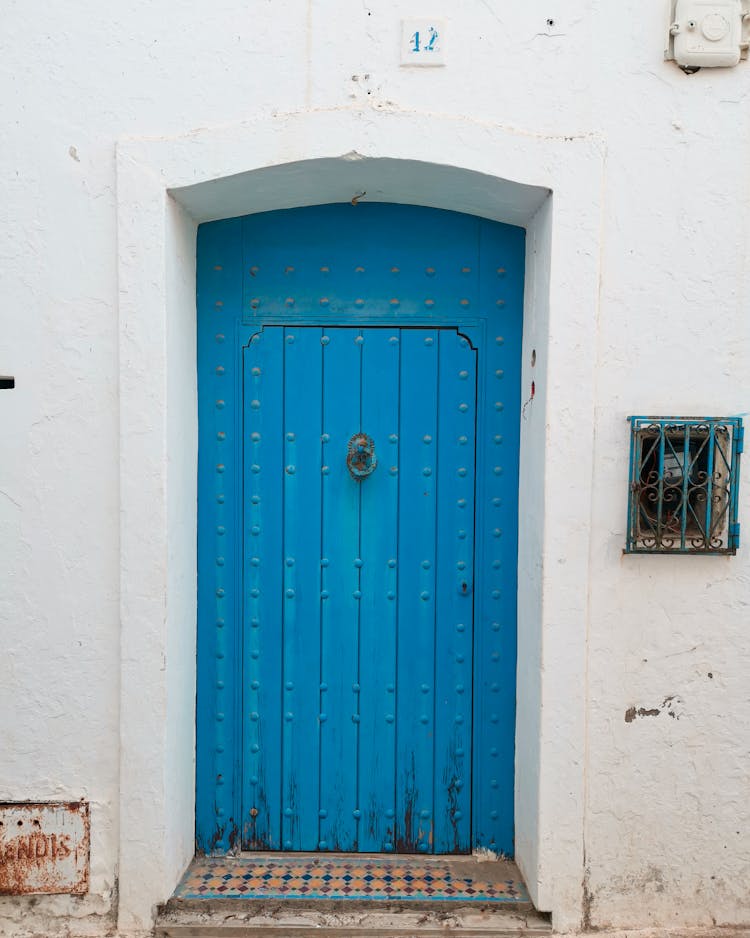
[626,416,743,554]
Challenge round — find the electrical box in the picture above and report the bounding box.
[666,0,750,68]
[667,0,750,67]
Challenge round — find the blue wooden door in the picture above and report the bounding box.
[196,203,524,858]
[242,326,477,853]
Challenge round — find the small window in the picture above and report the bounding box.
[626,417,743,554]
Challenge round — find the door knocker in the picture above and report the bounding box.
[347,433,377,480]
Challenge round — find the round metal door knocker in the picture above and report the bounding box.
[347,433,377,480]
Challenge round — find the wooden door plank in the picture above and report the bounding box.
[280,327,323,850]
[432,330,477,853]
[358,328,401,852]
[318,328,362,851]
[395,329,439,853]
[243,327,285,849]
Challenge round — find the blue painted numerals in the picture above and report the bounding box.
[410,26,439,52]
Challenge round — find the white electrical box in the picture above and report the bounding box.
[667,0,750,67]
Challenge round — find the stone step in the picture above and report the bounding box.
[154,903,553,938]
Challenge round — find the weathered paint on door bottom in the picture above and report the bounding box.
[196,203,524,857]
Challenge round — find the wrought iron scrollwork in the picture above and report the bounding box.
[626,416,743,554]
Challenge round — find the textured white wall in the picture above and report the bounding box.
[0,1,748,935]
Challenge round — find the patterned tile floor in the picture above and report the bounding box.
[174,854,529,903]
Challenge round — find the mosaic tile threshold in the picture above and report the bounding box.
[173,855,530,905]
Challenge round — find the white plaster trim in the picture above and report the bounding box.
[117,106,604,933]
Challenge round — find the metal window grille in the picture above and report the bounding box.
[626,416,743,554]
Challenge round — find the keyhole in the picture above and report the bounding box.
[461,581,468,593]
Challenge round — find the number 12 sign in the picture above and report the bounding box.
[401,19,446,66]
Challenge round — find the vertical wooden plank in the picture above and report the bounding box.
[358,328,401,852]
[473,221,525,854]
[242,327,284,849]
[196,217,243,854]
[319,327,362,851]
[395,328,439,853]
[280,326,323,850]
[433,330,477,853]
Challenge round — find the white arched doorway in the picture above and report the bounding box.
[116,108,603,932]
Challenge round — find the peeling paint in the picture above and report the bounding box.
[625,696,685,723]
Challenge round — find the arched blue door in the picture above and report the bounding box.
[196,204,525,856]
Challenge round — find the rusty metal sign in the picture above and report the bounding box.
[0,802,89,895]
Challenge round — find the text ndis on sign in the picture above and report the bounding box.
[0,802,89,895]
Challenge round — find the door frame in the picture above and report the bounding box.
[116,108,604,932]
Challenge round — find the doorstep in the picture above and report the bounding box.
[154,854,551,937]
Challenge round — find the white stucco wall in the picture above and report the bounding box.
[0,2,749,936]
